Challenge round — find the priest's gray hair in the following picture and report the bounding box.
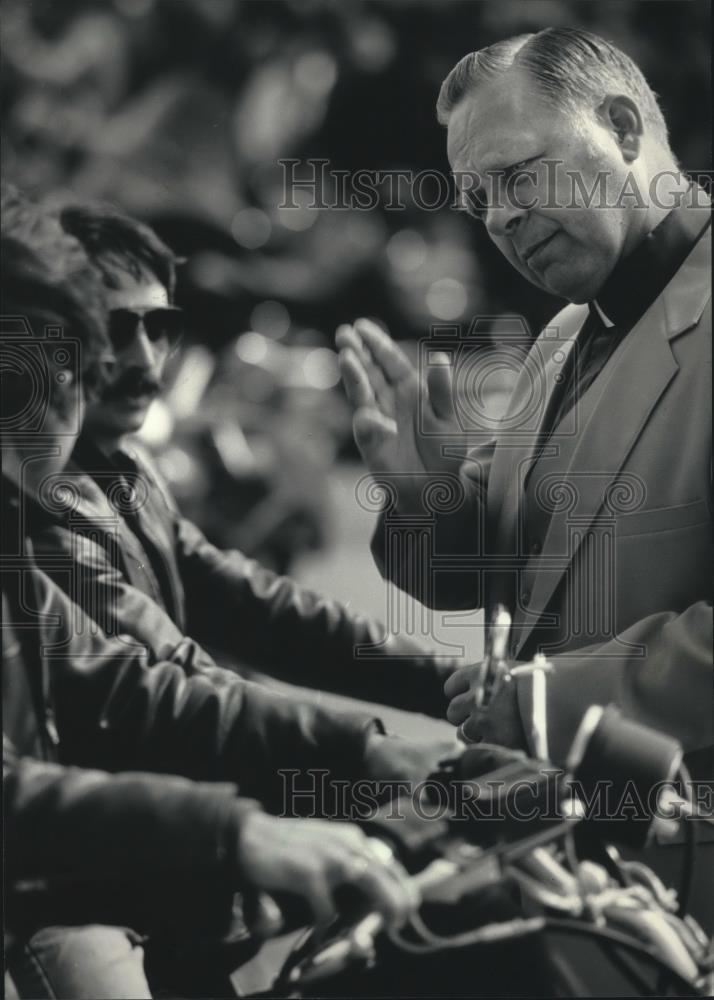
[436,27,670,150]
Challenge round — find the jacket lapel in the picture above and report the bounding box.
[512,226,711,654]
[124,450,186,625]
[49,464,168,603]
[488,305,588,557]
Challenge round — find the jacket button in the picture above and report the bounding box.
[530,539,542,555]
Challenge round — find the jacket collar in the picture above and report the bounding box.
[72,434,139,480]
[592,183,711,331]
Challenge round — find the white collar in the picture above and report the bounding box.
[591,299,616,328]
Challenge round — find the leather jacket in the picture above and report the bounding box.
[2,475,381,933]
[29,435,454,716]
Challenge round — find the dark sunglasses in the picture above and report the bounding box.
[108,306,184,352]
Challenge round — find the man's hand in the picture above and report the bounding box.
[444,662,529,750]
[362,731,462,784]
[336,319,463,510]
[237,812,418,928]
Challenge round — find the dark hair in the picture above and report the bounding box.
[1,186,111,419]
[60,201,181,302]
[436,27,669,149]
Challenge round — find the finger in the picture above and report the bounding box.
[243,891,285,938]
[363,354,394,416]
[329,824,371,852]
[366,849,421,916]
[335,324,371,367]
[461,711,487,744]
[361,866,417,928]
[443,664,474,699]
[338,331,393,415]
[426,354,456,422]
[354,318,414,386]
[353,407,397,459]
[339,348,375,409]
[446,690,476,726]
[301,872,338,926]
[334,853,415,929]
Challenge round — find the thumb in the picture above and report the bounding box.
[243,891,285,938]
[426,353,456,422]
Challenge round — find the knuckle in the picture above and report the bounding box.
[447,698,471,725]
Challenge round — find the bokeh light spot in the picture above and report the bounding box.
[231,208,272,250]
[426,278,467,320]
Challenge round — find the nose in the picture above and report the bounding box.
[484,198,526,240]
[122,323,158,370]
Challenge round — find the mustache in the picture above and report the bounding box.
[102,368,161,401]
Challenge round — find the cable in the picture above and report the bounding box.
[654,762,698,998]
[676,762,696,918]
[393,914,700,994]
[563,829,581,879]
[388,914,545,954]
[541,918,701,996]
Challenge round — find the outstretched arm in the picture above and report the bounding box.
[4,744,417,933]
[445,602,714,766]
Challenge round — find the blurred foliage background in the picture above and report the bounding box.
[1,0,710,581]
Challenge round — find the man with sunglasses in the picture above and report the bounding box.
[28,200,457,719]
[2,190,441,999]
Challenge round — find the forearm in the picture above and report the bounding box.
[369,444,494,611]
[194,562,454,715]
[370,506,484,611]
[515,602,714,766]
[302,626,457,718]
[53,638,380,806]
[177,517,453,713]
[22,558,378,806]
[4,751,256,888]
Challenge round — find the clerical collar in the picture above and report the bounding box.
[591,185,711,330]
[591,300,615,328]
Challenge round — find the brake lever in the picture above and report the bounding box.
[474,605,511,709]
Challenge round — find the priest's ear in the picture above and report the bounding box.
[598,95,643,162]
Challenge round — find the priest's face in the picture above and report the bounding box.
[446,68,646,303]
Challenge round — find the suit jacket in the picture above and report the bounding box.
[29,442,453,716]
[373,203,713,766]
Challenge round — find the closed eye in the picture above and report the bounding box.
[458,154,543,222]
[503,154,543,179]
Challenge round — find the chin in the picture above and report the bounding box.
[122,414,148,434]
[542,266,601,304]
[114,402,151,435]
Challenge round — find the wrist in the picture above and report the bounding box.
[232,804,269,885]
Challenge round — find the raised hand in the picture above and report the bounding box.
[336,318,463,510]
